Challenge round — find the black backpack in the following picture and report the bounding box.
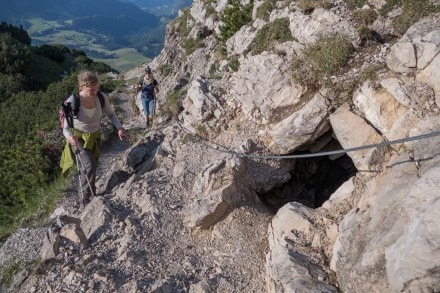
[139,76,157,99]
[60,91,105,129]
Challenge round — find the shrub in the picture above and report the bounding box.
[379,0,401,16]
[99,76,124,93]
[0,22,31,45]
[248,17,294,55]
[162,88,187,118]
[181,37,205,56]
[0,73,24,103]
[292,35,354,88]
[344,0,366,9]
[158,64,172,77]
[298,0,333,13]
[0,33,30,74]
[195,124,208,138]
[173,8,193,38]
[256,0,278,21]
[219,0,254,47]
[0,261,20,287]
[352,8,378,26]
[32,44,67,63]
[392,0,440,35]
[357,26,381,44]
[209,63,221,79]
[205,0,217,18]
[228,57,240,72]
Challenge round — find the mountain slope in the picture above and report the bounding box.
[0,0,165,70]
[1,0,440,292]
[0,0,160,36]
[124,0,193,15]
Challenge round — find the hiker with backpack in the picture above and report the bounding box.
[60,70,127,206]
[135,66,159,127]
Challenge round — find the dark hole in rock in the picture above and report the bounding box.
[259,134,357,211]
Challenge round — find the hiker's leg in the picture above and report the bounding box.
[141,97,148,122]
[148,99,154,124]
[77,140,97,203]
[79,150,97,200]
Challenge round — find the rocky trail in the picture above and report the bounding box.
[6,81,273,292]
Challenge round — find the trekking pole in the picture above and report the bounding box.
[73,147,86,209]
[152,91,157,128]
[132,87,139,117]
[72,144,96,206]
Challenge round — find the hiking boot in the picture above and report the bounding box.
[146,120,150,127]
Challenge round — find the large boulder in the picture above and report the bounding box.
[181,76,223,128]
[353,80,408,134]
[266,202,338,293]
[80,197,111,242]
[184,156,248,229]
[329,104,383,170]
[229,52,305,124]
[279,8,358,46]
[265,92,330,154]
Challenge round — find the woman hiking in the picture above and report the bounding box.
[60,70,128,207]
[135,66,159,127]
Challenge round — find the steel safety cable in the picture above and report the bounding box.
[179,125,440,159]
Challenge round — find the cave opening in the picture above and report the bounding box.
[259,132,357,211]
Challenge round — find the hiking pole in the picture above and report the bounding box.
[132,88,139,117]
[72,144,96,207]
[73,147,86,209]
[152,91,157,128]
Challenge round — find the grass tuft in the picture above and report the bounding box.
[248,17,294,55]
[292,35,354,89]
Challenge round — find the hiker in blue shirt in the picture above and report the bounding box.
[135,66,159,126]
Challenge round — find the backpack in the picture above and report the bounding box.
[140,77,157,99]
[59,91,105,129]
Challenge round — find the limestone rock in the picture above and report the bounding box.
[229,52,305,123]
[59,223,87,245]
[266,92,330,154]
[386,196,440,292]
[417,53,440,107]
[184,156,247,229]
[226,20,264,56]
[40,229,61,261]
[80,197,110,242]
[181,76,223,127]
[266,202,338,293]
[354,80,408,134]
[284,9,358,46]
[380,78,412,108]
[332,152,440,293]
[330,104,382,170]
[386,42,416,73]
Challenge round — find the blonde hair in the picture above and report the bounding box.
[78,70,99,88]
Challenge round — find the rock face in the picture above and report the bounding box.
[2,1,440,292]
[330,103,383,170]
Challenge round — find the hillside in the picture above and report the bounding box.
[1,0,440,292]
[0,0,159,32]
[0,0,165,71]
[123,0,193,15]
